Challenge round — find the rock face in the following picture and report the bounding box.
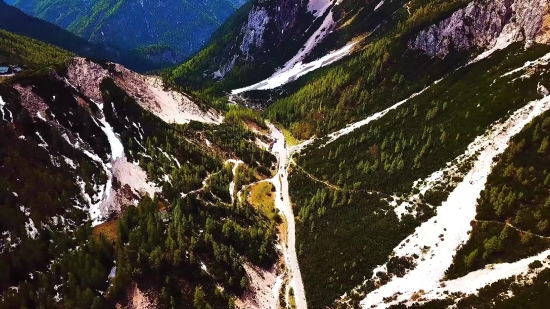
[212,0,313,78]
[409,0,550,57]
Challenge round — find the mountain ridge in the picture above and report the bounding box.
[12,0,246,63]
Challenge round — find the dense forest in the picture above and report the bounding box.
[288,41,550,308]
[288,168,419,309]
[0,54,281,308]
[0,29,72,69]
[446,108,550,278]
[298,43,550,194]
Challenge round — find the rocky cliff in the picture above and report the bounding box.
[216,0,306,76]
[409,0,550,58]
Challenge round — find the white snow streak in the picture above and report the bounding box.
[227,159,244,204]
[374,0,385,11]
[232,42,356,93]
[0,95,13,122]
[323,79,442,146]
[0,95,8,121]
[96,115,124,160]
[36,132,48,148]
[501,52,550,78]
[359,94,550,308]
[232,1,356,94]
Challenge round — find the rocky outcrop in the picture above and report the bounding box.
[214,0,308,76]
[65,58,222,124]
[239,7,270,59]
[409,0,550,58]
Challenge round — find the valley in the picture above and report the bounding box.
[3,0,550,308]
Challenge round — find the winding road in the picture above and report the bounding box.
[267,123,308,309]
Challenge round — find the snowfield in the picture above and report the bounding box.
[355,94,550,308]
[232,42,356,94]
[307,0,333,17]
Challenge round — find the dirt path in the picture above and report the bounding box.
[267,123,308,309]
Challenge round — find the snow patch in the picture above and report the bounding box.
[0,95,13,122]
[226,159,244,204]
[232,42,355,93]
[62,156,77,169]
[358,94,550,308]
[374,0,385,11]
[108,266,117,279]
[36,111,47,122]
[233,1,358,94]
[0,95,8,121]
[36,132,48,148]
[201,262,209,274]
[308,0,333,18]
[25,218,38,239]
[96,114,124,160]
[19,205,30,217]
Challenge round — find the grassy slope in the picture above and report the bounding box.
[248,182,276,220]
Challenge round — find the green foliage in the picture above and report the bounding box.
[0,2,157,72]
[14,0,242,66]
[446,108,550,278]
[225,105,267,130]
[0,29,72,69]
[110,190,277,307]
[289,169,418,309]
[298,43,550,194]
[264,0,471,138]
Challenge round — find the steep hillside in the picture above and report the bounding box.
[0,31,284,307]
[12,0,245,63]
[259,0,550,308]
[0,29,73,68]
[6,0,550,308]
[0,0,158,72]
[166,0,422,96]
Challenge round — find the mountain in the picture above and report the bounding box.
[1,29,284,309]
[171,0,550,308]
[0,29,73,68]
[12,0,246,63]
[0,0,160,72]
[5,0,550,309]
[166,0,388,95]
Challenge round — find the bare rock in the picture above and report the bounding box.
[409,0,550,58]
